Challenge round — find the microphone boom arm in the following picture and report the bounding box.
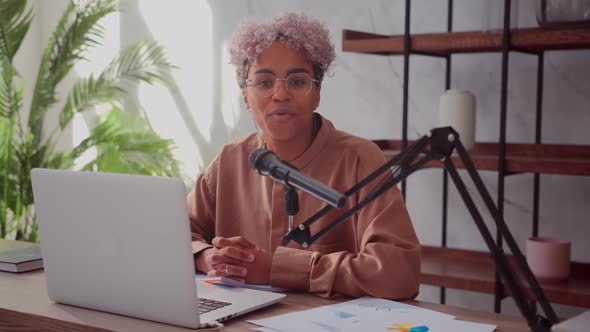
[282,126,559,332]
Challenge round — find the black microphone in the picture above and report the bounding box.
[248,148,346,208]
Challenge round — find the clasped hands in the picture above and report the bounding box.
[196,236,272,285]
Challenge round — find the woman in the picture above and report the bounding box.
[188,13,420,300]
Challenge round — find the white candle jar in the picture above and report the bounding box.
[439,90,476,151]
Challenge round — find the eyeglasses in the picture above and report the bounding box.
[245,73,319,97]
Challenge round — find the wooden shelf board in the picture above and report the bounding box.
[421,246,590,308]
[343,27,590,55]
[374,140,590,176]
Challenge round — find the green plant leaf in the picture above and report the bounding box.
[0,58,23,119]
[0,113,19,237]
[1,0,180,242]
[59,39,175,129]
[74,106,179,177]
[0,61,14,118]
[58,74,125,129]
[29,0,118,148]
[100,39,175,86]
[0,0,33,61]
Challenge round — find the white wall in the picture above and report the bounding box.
[23,0,589,319]
[119,0,256,181]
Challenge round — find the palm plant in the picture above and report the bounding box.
[0,0,180,242]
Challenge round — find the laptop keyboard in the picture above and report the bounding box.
[198,297,232,314]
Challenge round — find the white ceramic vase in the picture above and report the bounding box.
[439,89,476,151]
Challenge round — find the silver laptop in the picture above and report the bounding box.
[31,168,285,329]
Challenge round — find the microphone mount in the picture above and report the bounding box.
[281,126,558,332]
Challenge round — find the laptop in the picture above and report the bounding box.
[31,168,285,329]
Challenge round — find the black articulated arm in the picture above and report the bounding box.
[282,126,559,332]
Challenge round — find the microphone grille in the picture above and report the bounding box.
[248,148,269,170]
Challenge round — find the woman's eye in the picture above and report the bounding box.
[257,80,273,88]
[291,79,305,87]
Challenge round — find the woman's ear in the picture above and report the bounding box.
[313,89,321,110]
[242,89,251,112]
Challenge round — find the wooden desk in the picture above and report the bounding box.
[1,270,528,331]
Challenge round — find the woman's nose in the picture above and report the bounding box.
[272,79,291,100]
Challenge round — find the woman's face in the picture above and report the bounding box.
[243,41,320,144]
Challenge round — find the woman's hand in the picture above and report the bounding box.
[242,249,272,285]
[195,236,272,285]
[215,236,272,285]
[195,236,257,283]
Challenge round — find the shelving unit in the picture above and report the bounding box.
[374,140,590,176]
[343,0,590,313]
[343,27,590,55]
[422,246,590,308]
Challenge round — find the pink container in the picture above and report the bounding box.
[526,237,571,282]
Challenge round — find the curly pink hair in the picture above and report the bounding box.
[228,12,336,88]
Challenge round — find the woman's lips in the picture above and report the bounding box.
[267,111,294,122]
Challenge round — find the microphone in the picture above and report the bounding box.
[248,148,346,208]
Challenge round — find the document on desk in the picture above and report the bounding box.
[200,276,286,292]
[552,309,590,332]
[249,297,496,332]
[195,274,286,292]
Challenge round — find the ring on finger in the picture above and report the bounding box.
[223,264,229,274]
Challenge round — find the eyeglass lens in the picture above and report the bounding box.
[248,73,315,96]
